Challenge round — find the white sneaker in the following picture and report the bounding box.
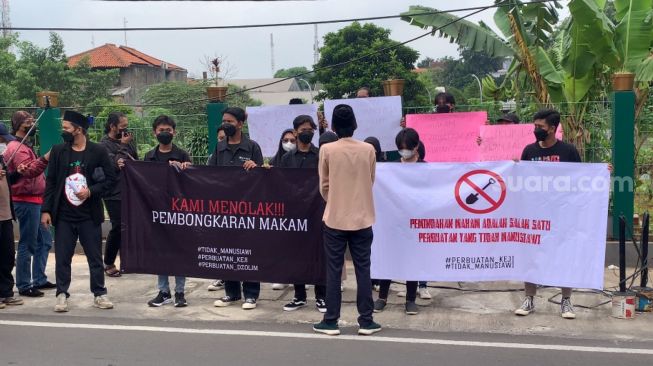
[207,280,225,291]
[340,281,344,292]
[418,287,432,300]
[272,283,288,290]
[93,295,114,309]
[54,293,68,312]
[561,297,576,319]
[373,284,380,292]
[242,298,257,310]
[515,296,535,316]
[397,291,406,297]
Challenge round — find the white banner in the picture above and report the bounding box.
[324,96,402,151]
[371,161,610,289]
[246,104,319,157]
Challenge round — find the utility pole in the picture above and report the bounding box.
[270,33,275,77]
[313,24,319,65]
[1,0,11,38]
[123,17,128,46]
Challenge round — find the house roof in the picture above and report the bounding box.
[67,43,186,71]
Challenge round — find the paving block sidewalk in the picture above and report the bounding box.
[2,254,651,341]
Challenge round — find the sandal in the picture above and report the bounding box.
[104,265,122,277]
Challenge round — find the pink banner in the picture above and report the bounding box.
[406,112,486,162]
[479,124,564,161]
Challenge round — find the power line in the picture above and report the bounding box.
[1,0,552,110]
[1,0,555,32]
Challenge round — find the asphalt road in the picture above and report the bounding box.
[0,314,651,366]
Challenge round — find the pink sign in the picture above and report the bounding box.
[479,124,564,161]
[406,112,486,162]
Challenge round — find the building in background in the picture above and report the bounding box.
[68,43,187,104]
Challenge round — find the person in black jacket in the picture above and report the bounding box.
[209,107,263,310]
[41,111,117,313]
[279,115,327,312]
[99,112,138,278]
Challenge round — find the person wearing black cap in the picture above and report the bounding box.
[497,113,520,125]
[0,122,22,309]
[313,104,381,336]
[41,110,117,313]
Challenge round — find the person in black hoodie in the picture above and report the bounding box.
[99,112,138,278]
[41,110,117,313]
[269,128,296,167]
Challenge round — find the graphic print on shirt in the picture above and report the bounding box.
[529,155,561,162]
[65,160,88,206]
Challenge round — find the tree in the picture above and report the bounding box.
[314,22,427,107]
[402,1,653,157]
[274,66,313,90]
[417,57,436,68]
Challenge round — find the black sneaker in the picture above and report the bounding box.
[35,281,57,290]
[313,321,340,336]
[283,298,307,311]
[315,299,327,313]
[373,298,387,313]
[174,292,187,308]
[358,321,382,335]
[405,301,419,315]
[19,288,44,297]
[214,296,238,307]
[147,291,172,307]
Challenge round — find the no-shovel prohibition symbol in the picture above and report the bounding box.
[454,170,506,214]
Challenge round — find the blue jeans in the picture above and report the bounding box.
[15,202,53,291]
[157,275,186,294]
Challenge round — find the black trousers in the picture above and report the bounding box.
[224,281,260,300]
[54,220,107,297]
[103,199,121,266]
[378,280,418,302]
[0,219,15,298]
[323,225,374,327]
[293,283,326,301]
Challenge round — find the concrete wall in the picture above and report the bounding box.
[119,66,188,104]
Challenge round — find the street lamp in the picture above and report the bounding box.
[297,78,314,103]
[471,74,483,104]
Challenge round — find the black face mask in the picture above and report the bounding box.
[534,127,549,142]
[61,131,74,144]
[436,105,451,113]
[118,128,128,138]
[222,123,237,137]
[25,126,36,137]
[298,131,314,144]
[156,132,173,145]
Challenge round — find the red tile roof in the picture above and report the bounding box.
[67,44,186,71]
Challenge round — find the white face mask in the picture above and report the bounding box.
[282,142,296,152]
[398,149,415,160]
[0,143,6,155]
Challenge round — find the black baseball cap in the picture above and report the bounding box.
[497,113,520,124]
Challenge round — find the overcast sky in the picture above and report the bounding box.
[9,0,569,79]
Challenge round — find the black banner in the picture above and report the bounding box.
[121,161,326,285]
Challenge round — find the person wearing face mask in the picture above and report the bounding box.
[209,107,263,310]
[270,129,296,168]
[1,112,55,299]
[99,112,139,278]
[277,115,327,312]
[143,115,192,308]
[516,109,581,320]
[41,110,117,313]
[374,128,424,315]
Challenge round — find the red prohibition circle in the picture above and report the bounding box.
[454,169,507,214]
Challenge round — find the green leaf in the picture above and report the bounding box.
[614,0,653,71]
[401,5,514,58]
[635,54,653,81]
[568,0,620,68]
